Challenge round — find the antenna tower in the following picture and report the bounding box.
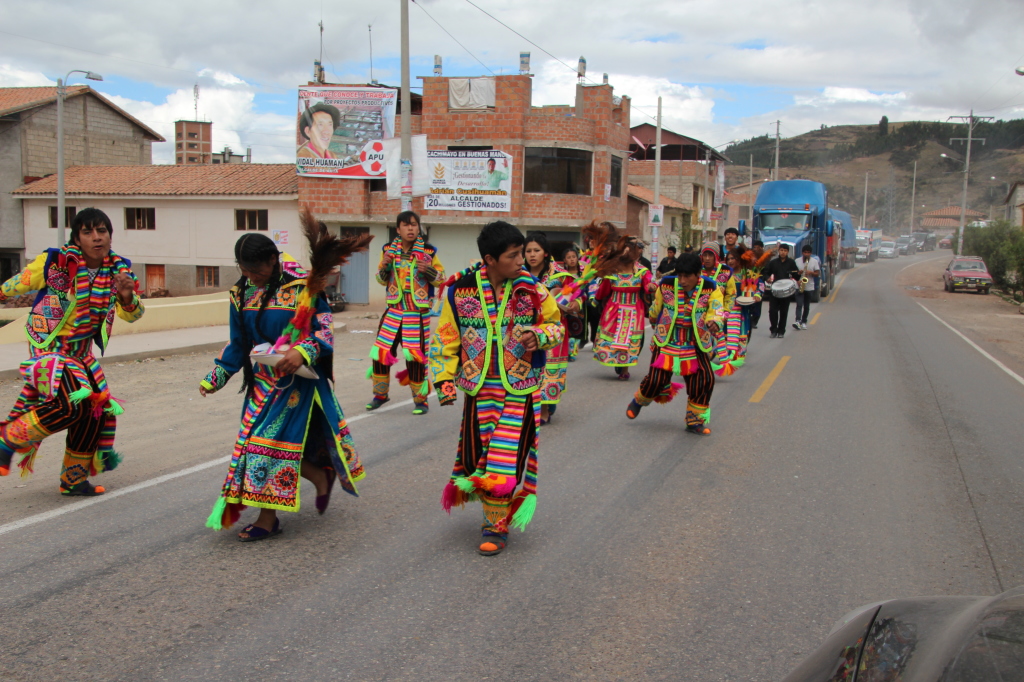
[193,84,199,121]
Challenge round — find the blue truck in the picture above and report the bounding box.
[738,180,857,297]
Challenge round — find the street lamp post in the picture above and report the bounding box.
[57,69,103,247]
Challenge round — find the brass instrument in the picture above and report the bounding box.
[798,258,811,292]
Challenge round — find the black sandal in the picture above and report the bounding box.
[478,534,507,556]
[239,518,282,542]
[60,480,106,496]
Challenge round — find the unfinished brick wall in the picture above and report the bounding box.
[300,75,631,230]
[21,95,153,177]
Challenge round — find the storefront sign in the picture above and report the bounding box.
[425,150,513,212]
[296,86,397,178]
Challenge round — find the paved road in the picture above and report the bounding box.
[0,253,1020,680]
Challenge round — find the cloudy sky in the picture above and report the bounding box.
[2,0,1023,163]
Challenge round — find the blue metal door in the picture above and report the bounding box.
[340,227,370,304]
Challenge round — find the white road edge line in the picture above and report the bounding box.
[0,393,434,537]
[897,254,948,275]
[917,302,1024,389]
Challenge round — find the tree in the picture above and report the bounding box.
[879,116,889,136]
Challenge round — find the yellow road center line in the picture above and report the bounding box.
[750,355,790,403]
[828,271,851,303]
[810,312,821,325]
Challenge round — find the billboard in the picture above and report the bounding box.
[425,150,513,212]
[296,86,397,178]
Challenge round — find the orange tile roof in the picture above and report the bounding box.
[13,164,297,196]
[0,86,164,141]
[920,205,985,218]
[626,184,687,209]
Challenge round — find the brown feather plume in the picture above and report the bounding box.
[300,207,374,297]
[582,220,641,277]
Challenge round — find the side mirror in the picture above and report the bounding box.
[738,219,747,236]
[826,220,835,237]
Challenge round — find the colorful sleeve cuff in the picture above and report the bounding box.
[435,380,457,405]
[295,340,318,367]
[201,365,231,392]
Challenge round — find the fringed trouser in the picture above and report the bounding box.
[634,348,715,427]
[370,313,428,406]
[1,371,103,487]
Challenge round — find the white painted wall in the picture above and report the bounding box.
[23,196,300,270]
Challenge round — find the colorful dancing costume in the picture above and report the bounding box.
[368,236,444,412]
[538,264,572,406]
[716,264,764,375]
[430,265,563,548]
[631,273,724,432]
[699,245,737,372]
[0,246,143,491]
[203,257,365,530]
[591,266,653,368]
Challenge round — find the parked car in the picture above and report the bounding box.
[878,241,898,258]
[783,586,1024,682]
[943,256,992,294]
[938,236,952,249]
[896,235,917,255]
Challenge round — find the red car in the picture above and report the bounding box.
[938,236,952,248]
[943,256,992,294]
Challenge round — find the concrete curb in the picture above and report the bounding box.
[0,323,347,383]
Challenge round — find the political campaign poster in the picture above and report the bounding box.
[648,204,664,227]
[296,86,397,178]
[425,150,513,212]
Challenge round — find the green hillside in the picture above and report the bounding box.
[723,119,1024,231]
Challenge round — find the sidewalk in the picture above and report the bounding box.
[0,321,349,381]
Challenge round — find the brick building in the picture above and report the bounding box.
[627,124,725,243]
[0,86,163,278]
[174,120,213,165]
[299,76,631,305]
[14,164,297,296]
[625,184,689,249]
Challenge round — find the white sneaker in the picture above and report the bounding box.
[800,322,808,330]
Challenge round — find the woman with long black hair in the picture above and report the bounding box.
[200,215,371,541]
[524,232,573,424]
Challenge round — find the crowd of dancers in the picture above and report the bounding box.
[0,207,778,556]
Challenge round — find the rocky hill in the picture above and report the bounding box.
[723,120,1024,231]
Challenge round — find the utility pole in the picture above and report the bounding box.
[909,161,917,233]
[704,146,711,241]
[652,96,662,266]
[399,0,412,211]
[773,120,780,181]
[948,110,993,255]
[861,172,869,231]
[748,154,753,243]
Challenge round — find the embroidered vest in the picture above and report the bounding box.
[383,238,436,310]
[652,275,718,353]
[26,247,134,354]
[448,268,544,396]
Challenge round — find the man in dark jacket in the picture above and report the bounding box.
[656,246,678,276]
[762,243,800,338]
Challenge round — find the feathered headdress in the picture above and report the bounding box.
[582,221,642,277]
[272,208,373,352]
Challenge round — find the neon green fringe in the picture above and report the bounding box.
[365,366,374,380]
[99,449,123,472]
[403,348,413,362]
[369,346,383,363]
[68,387,92,404]
[453,476,477,494]
[510,493,537,531]
[205,496,227,530]
[417,380,429,396]
[104,398,125,416]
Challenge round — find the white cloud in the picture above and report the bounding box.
[794,88,909,108]
[0,65,52,87]
[106,79,296,164]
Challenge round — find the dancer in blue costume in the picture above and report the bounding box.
[200,212,372,541]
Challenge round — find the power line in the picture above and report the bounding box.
[460,0,659,122]
[413,1,495,76]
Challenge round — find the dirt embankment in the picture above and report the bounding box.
[897,253,1024,369]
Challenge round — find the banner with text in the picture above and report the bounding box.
[425,150,513,212]
[296,86,397,178]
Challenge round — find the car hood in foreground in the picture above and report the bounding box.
[783,586,1024,681]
